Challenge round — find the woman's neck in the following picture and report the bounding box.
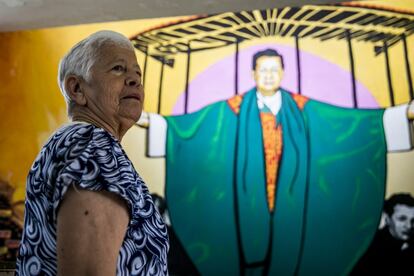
[71,108,125,141]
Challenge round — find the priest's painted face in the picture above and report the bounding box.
[81,43,144,125]
[386,204,414,241]
[253,56,284,96]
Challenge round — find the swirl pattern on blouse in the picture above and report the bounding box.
[16,123,169,275]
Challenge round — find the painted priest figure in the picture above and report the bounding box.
[138,49,414,275]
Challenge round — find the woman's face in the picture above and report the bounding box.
[387,204,414,241]
[81,43,144,127]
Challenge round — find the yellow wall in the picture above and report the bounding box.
[0,1,413,205]
[0,16,191,202]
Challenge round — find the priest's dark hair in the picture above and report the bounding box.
[383,193,414,216]
[252,48,284,70]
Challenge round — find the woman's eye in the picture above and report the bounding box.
[112,65,125,72]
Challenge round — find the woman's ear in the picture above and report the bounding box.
[65,75,87,105]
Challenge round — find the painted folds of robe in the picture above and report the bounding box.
[164,89,386,275]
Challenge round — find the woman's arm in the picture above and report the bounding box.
[57,185,129,276]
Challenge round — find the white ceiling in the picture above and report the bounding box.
[0,0,344,32]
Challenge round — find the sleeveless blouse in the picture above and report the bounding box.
[17,122,169,275]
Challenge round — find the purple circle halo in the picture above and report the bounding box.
[173,44,378,115]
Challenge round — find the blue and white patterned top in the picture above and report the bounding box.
[16,122,169,275]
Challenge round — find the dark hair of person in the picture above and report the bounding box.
[383,193,414,216]
[252,49,284,70]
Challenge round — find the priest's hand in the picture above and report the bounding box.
[409,100,414,121]
[136,111,149,128]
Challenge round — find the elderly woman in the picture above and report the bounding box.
[16,30,169,275]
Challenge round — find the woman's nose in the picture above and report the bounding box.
[125,74,140,87]
[126,78,138,87]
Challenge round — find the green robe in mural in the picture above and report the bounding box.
[165,88,386,275]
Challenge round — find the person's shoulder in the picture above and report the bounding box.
[36,123,122,186]
[370,228,403,252]
[226,94,244,114]
[226,89,256,115]
[46,123,98,148]
[281,89,309,111]
[40,122,117,161]
[27,123,107,194]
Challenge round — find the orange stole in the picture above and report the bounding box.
[291,93,309,110]
[260,113,283,212]
[226,94,243,114]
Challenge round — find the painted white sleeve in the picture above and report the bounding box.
[383,104,412,152]
[147,113,167,157]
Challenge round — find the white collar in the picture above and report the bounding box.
[256,90,282,116]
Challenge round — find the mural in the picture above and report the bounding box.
[131,2,414,275]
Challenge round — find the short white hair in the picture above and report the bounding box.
[57,30,134,103]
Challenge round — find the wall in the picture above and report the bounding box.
[0,0,413,272]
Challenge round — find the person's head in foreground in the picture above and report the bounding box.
[58,30,144,141]
[17,30,169,276]
[252,48,284,97]
[384,193,414,243]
